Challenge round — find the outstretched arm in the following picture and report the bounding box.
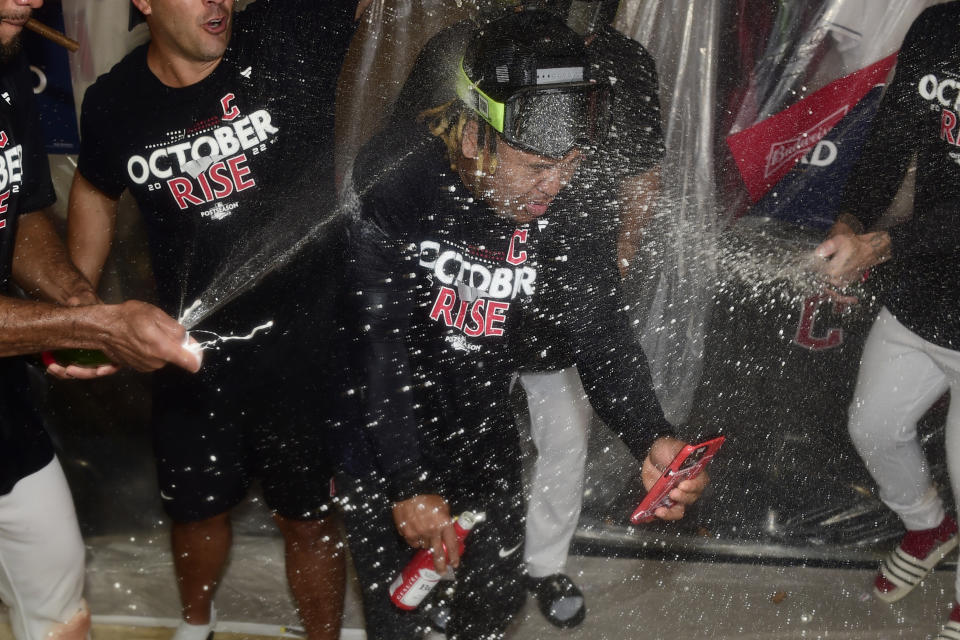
[559,248,708,520]
[67,171,119,291]
[617,167,660,278]
[13,209,98,306]
[0,294,199,373]
[7,196,198,374]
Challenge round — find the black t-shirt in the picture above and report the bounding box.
[78,0,354,368]
[347,135,673,501]
[839,1,960,348]
[0,53,60,496]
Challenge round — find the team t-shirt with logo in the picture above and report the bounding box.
[839,1,960,349]
[77,0,353,366]
[348,135,674,502]
[369,19,666,378]
[0,53,61,496]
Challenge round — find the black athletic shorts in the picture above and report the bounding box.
[151,333,343,523]
[338,465,528,640]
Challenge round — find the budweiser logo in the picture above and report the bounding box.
[763,106,849,178]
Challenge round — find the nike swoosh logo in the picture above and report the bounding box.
[499,542,523,558]
[160,491,174,501]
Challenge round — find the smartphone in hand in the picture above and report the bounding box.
[630,435,725,525]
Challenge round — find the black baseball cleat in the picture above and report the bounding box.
[526,573,586,629]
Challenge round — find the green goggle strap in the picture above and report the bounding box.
[456,58,506,133]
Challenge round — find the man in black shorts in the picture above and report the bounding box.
[67,1,357,638]
[0,2,199,639]
[341,10,708,639]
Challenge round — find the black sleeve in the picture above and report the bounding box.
[346,145,435,502]
[77,80,126,199]
[836,9,928,244]
[12,57,54,212]
[557,244,675,461]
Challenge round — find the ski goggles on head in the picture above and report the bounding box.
[456,60,612,159]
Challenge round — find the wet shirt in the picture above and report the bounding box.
[0,53,60,496]
[77,0,353,358]
[839,1,960,348]
[373,18,666,375]
[348,136,674,502]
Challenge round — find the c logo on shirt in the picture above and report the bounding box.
[220,93,240,122]
[0,131,9,149]
[506,229,528,266]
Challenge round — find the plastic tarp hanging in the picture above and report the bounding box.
[681,0,956,554]
[615,0,721,425]
[335,0,474,186]
[722,0,943,230]
[61,1,150,118]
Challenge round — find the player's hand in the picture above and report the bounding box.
[43,291,120,378]
[393,494,459,572]
[641,436,710,521]
[95,301,201,373]
[814,231,889,288]
[46,361,119,380]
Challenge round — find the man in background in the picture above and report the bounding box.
[513,0,665,627]
[67,1,358,638]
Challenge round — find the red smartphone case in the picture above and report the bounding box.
[629,435,725,524]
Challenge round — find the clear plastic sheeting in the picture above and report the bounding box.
[335,0,474,185]
[61,1,150,115]
[616,0,721,424]
[727,0,940,135]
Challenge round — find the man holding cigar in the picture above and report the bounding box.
[0,1,200,639]
[67,0,359,638]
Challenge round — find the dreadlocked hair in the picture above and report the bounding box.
[418,100,499,174]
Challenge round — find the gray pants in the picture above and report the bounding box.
[848,307,960,595]
[518,366,593,578]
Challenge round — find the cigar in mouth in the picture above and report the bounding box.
[25,18,79,53]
